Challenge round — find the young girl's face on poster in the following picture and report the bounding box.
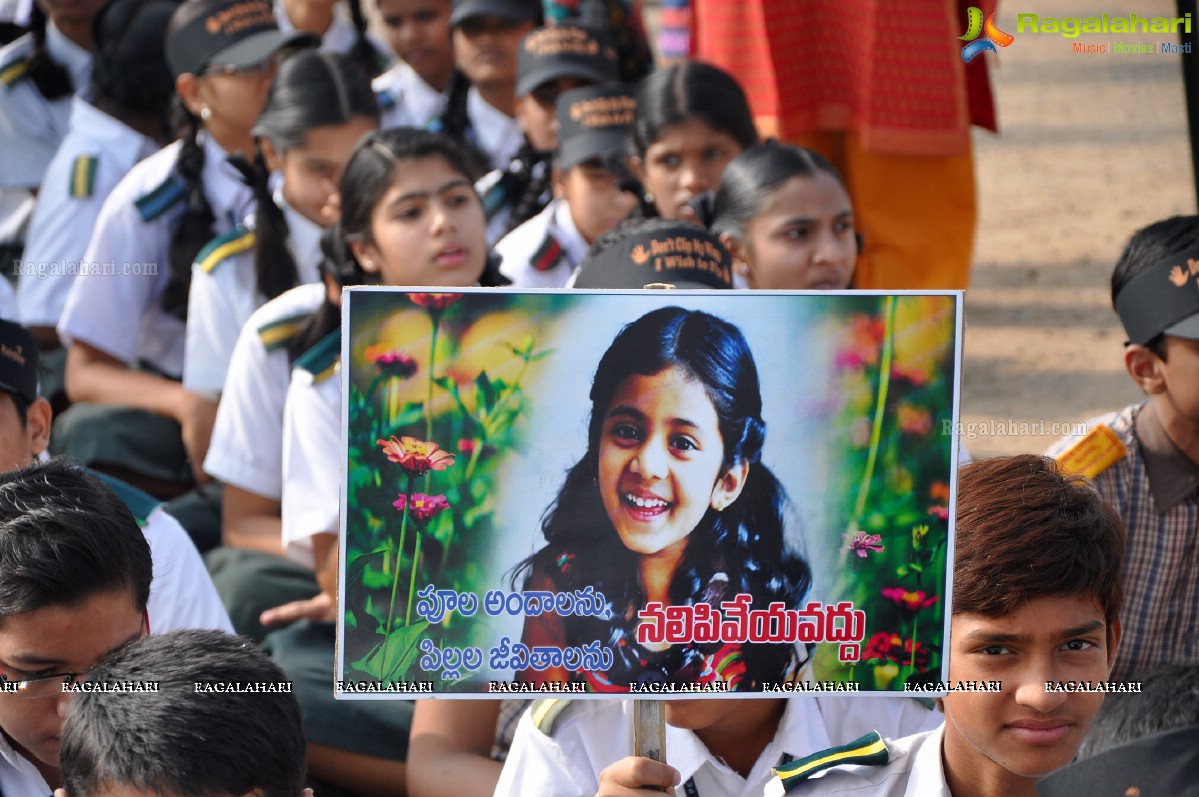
[351,154,487,286]
[738,172,857,290]
[597,366,746,559]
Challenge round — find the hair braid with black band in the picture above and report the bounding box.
[436,69,490,175]
[513,307,812,689]
[502,142,552,235]
[25,4,72,100]
[236,146,299,302]
[344,0,383,79]
[162,99,216,320]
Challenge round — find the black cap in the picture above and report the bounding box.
[573,223,734,289]
[1036,725,1199,796]
[449,0,541,29]
[0,320,39,404]
[515,25,618,97]
[1114,245,1199,345]
[166,0,316,78]
[555,83,635,171]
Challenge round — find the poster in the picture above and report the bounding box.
[336,289,961,697]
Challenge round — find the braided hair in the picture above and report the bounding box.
[516,307,811,689]
[24,4,73,100]
[238,50,378,303]
[344,0,385,78]
[161,98,216,320]
[501,141,552,234]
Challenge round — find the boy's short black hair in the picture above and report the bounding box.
[1110,215,1199,359]
[0,459,152,617]
[1082,662,1199,757]
[60,629,306,797]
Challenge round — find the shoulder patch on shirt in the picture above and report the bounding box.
[481,175,509,221]
[531,232,564,272]
[69,154,98,198]
[376,87,396,111]
[90,470,161,528]
[1055,424,1127,479]
[196,225,255,273]
[294,329,340,383]
[529,698,576,736]
[257,311,311,353]
[134,174,187,222]
[0,55,28,87]
[773,731,889,792]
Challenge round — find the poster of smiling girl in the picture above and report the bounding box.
[336,288,962,697]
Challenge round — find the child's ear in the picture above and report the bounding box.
[1105,618,1122,674]
[628,155,645,183]
[710,460,750,512]
[1124,344,1166,395]
[718,232,751,280]
[175,72,204,118]
[550,166,567,200]
[260,137,283,172]
[348,240,383,277]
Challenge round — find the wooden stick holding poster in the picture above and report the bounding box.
[336,288,963,698]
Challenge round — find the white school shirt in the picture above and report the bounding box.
[280,348,340,568]
[184,186,323,396]
[494,696,943,797]
[0,22,91,191]
[496,198,588,288]
[204,282,325,497]
[468,87,523,171]
[57,134,255,378]
[0,503,233,797]
[374,60,448,130]
[768,726,950,797]
[18,98,158,327]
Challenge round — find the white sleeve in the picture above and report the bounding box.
[16,152,105,326]
[493,709,592,797]
[184,261,242,396]
[280,368,340,567]
[57,187,162,363]
[204,320,289,498]
[143,506,234,634]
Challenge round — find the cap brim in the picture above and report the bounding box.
[450,0,540,27]
[1163,311,1199,340]
[516,62,613,97]
[210,28,316,68]
[557,130,630,170]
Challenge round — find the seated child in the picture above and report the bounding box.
[1048,215,1199,681]
[496,83,638,287]
[766,455,1125,797]
[54,629,309,797]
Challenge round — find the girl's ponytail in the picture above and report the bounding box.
[163,100,216,319]
[240,146,299,301]
[25,4,72,100]
[344,0,384,79]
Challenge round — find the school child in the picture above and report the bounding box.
[52,0,312,535]
[0,449,232,796]
[274,0,393,78]
[17,0,177,410]
[498,694,938,795]
[478,24,619,244]
[55,630,311,797]
[763,455,1124,797]
[433,0,541,171]
[184,49,378,402]
[629,60,758,223]
[1048,215,1199,682]
[372,0,454,129]
[706,140,860,291]
[259,127,501,797]
[0,0,103,266]
[200,280,326,640]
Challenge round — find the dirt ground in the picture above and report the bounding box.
[962,0,1195,456]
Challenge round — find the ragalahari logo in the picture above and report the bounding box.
[960,7,1014,62]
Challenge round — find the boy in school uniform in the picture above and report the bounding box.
[495,82,639,287]
[1048,215,1199,681]
[764,455,1125,797]
[53,629,311,797]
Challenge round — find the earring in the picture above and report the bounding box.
[713,499,725,512]
[199,105,211,121]
[643,189,654,204]
[736,260,750,276]
[363,260,375,271]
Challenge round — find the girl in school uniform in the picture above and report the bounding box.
[274,0,393,77]
[629,60,758,224]
[262,126,503,797]
[53,0,312,536]
[372,0,454,129]
[185,49,378,403]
